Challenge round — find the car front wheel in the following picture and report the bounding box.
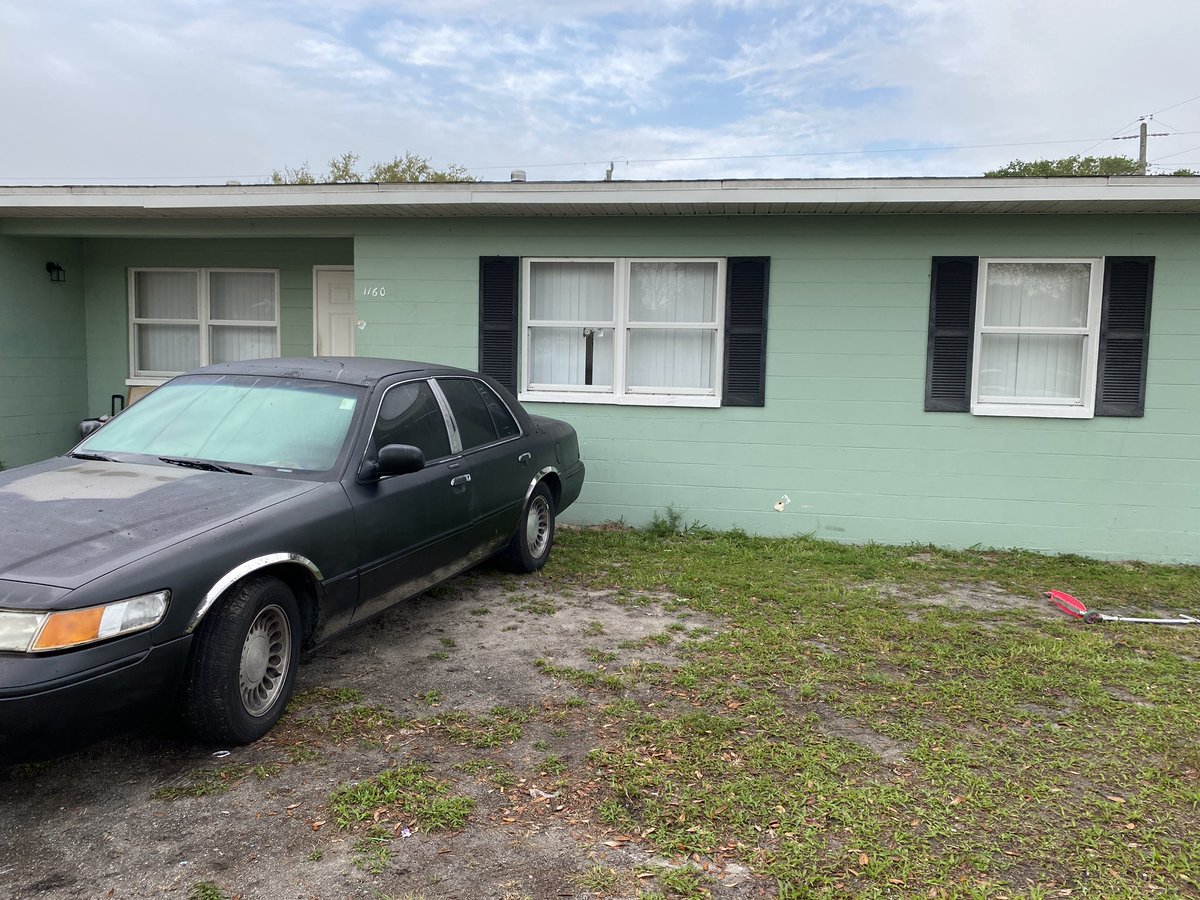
[500,482,555,573]
[182,574,300,744]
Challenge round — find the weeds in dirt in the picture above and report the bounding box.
[153,765,252,800]
[512,595,561,615]
[534,658,626,690]
[435,710,524,748]
[188,882,226,900]
[573,865,623,893]
[329,764,475,835]
[543,526,1200,898]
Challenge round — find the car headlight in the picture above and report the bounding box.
[0,591,170,653]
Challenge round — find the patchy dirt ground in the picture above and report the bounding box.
[0,570,766,900]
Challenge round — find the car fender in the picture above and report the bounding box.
[187,553,326,633]
[524,466,560,507]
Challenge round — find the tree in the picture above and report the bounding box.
[984,154,1195,177]
[270,151,475,184]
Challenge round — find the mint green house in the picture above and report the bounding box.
[2,178,1199,561]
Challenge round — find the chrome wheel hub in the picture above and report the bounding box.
[239,604,290,717]
[526,495,550,558]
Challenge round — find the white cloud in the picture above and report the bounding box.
[0,0,1198,184]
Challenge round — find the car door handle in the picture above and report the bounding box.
[518,452,532,465]
[450,474,472,487]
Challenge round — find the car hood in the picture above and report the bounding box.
[0,458,322,594]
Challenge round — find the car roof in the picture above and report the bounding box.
[193,357,479,387]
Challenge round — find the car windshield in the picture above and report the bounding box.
[78,375,364,472]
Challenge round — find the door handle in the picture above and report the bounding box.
[450,474,472,487]
[518,452,532,465]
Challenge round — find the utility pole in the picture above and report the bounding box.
[1115,116,1168,174]
[1139,120,1148,175]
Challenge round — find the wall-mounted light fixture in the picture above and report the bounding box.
[45,262,66,283]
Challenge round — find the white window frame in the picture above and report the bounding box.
[518,257,726,408]
[971,257,1104,419]
[128,267,281,384]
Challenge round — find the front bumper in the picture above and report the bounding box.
[0,634,192,765]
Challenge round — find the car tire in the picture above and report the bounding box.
[499,482,556,573]
[181,574,300,745]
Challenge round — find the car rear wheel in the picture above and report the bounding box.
[182,574,300,745]
[500,482,555,573]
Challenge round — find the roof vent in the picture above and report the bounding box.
[510,169,527,183]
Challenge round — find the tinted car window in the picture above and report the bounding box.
[438,378,515,450]
[477,383,519,439]
[374,381,451,461]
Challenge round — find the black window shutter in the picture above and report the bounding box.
[925,257,978,412]
[723,257,770,407]
[478,257,519,394]
[1096,257,1154,417]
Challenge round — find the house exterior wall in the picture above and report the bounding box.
[351,214,1200,563]
[0,236,87,466]
[80,238,352,415]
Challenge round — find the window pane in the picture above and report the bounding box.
[529,262,614,322]
[983,263,1090,328]
[374,381,451,461]
[137,324,199,373]
[475,382,519,438]
[210,271,277,321]
[979,334,1085,401]
[438,378,500,450]
[135,271,198,320]
[529,326,613,387]
[629,262,718,323]
[627,328,716,391]
[210,325,276,364]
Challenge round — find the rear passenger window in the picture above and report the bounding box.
[374,381,451,461]
[477,383,519,439]
[438,378,518,450]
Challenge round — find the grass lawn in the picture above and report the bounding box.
[544,522,1200,898]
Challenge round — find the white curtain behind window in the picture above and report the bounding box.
[135,271,199,373]
[529,262,615,387]
[210,271,277,322]
[627,262,718,391]
[979,263,1089,402]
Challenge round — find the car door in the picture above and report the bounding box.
[346,378,473,623]
[433,376,529,550]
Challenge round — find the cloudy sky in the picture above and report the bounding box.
[2,0,1198,184]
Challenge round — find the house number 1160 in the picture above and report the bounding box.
[361,286,387,297]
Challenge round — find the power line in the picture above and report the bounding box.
[1151,92,1200,116]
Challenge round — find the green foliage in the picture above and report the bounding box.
[545,527,1200,896]
[270,151,475,184]
[189,883,226,900]
[985,154,1196,177]
[329,763,475,832]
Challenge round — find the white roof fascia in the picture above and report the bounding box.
[1,177,1199,215]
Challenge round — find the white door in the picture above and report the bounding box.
[314,267,356,356]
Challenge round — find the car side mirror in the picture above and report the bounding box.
[373,443,425,478]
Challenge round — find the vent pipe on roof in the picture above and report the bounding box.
[510,169,527,182]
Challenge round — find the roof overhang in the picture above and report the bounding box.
[2,177,1200,218]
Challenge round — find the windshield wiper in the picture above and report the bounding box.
[69,451,118,462]
[158,456,253,476]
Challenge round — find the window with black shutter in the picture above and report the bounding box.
[925,255,1153,418]
[480,256,769,408]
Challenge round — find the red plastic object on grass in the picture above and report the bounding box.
[1044,590,1198,626]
